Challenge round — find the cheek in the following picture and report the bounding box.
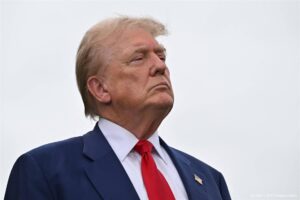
[115,73,146,94]
[120,69,148,85]
[118,73,140,86]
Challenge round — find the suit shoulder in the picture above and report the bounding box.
[15,127,98,170]
[14,135,89,178]
[169,147,232,199]
[170,147,222,176]
[25,136,83,160]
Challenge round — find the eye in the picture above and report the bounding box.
[158,54,166,62]
[133,57,143,61]
[130,54,144,63]
[160,55,166,62]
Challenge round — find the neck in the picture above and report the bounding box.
[100,107,171,139]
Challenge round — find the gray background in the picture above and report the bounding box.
[1,1,299,199]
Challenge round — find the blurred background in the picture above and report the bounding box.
[1,0,299,199]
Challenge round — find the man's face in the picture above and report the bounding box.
[102,28,174,116]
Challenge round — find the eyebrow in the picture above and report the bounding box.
[129,44,166,55]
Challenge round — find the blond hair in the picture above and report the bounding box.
[76,16,168,119]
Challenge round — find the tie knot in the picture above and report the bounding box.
[134,140,153,155]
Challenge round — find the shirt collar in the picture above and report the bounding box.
[98,118,167,163]
[147,131,167,164]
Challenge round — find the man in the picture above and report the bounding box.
[5,16,231,200]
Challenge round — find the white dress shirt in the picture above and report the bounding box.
[98,119,188,200]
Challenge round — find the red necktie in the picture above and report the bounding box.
[134,140,175,200]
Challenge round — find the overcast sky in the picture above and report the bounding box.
[1,1,299,199]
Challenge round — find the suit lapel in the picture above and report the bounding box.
[83,125,139,200]
[160,138,211,200]
[82,124,211,200]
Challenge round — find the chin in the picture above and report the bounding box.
[150,94,174,110]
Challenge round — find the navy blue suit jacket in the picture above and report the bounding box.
[5,124,231,200]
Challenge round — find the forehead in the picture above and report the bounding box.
[113,28,164,53]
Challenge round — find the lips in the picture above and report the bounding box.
[150,82,170,90]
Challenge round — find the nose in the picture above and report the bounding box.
[149,54,167,76]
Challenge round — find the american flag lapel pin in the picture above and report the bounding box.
[194,174,203,185]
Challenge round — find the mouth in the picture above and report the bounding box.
[150,82,171,90]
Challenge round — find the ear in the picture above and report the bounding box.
[87,76,111,104]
